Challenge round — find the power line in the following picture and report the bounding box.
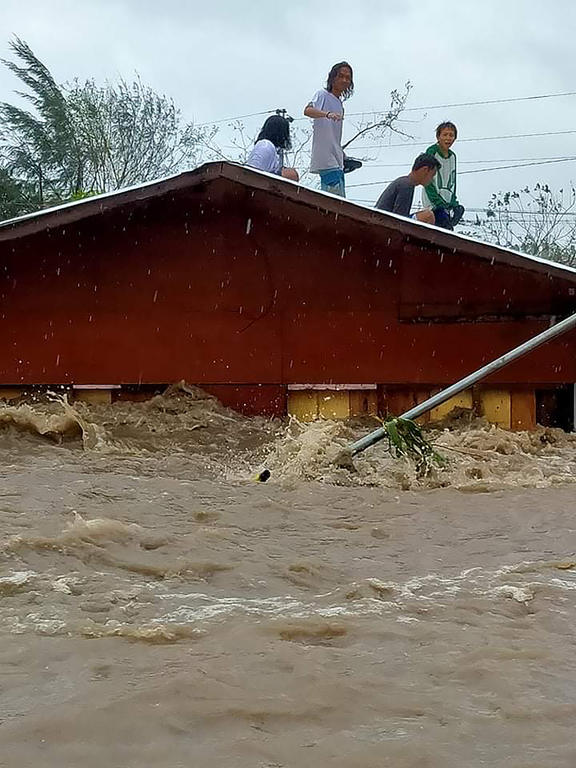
[345,90,576,118]
[351,129,576,151]
[347,157,576,188]
[197,91,576,129]
[346,200,576,219]
[195,109,275,128]
[466,207,576,217]
[366,156,576,168]
[460,157,576,175]
[193,91,576,130]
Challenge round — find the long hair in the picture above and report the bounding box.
[326,61,354,100]
[256,115,292,150]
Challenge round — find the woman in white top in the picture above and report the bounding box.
[246,115,299,181]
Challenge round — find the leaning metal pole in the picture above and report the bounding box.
[345,311,576,459]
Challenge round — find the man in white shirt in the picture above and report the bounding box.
[304,62,354,197]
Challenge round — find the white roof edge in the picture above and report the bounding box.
[342,191,576,277]
[0,161,258,228]
[1,161,575,279]
[222,165,576,279]
[0,168,194,229]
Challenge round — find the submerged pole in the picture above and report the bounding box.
[345,311,576,458]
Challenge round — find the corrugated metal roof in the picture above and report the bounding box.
[1,161,575,284]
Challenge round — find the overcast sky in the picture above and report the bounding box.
[1,0,575,218]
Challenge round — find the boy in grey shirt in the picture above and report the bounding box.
[375,154,440,223]
[304,61,354,197]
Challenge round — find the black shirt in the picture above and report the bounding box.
[375,175,415,217]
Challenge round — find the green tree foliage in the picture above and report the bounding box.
[65,76,206,192]
[0,167,36,218]
[0,38,207,218]
[471,184,576,267]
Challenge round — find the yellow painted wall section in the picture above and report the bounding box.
[430,390,473,421]
[317,391,350,420]
[287,391,318,420]
[73,389,113,405]
[288,387,523,430]
[288,389,378,420]
[349,390,378,417]
[480,388,511,428]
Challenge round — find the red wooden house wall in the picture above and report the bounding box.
[0,165,574,419]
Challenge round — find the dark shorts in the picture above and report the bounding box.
[434,205,465,230]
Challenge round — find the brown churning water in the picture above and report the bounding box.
[0,385,576,767]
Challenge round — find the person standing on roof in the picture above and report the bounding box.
[375,154,440,223]
[304,61,354,197]
[246,115,299,181]
[422,121,465,230]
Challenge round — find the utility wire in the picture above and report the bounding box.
[466,207,576,217]
[345,201,576,218]
[347,197,576,212]
[195,109,275,128]
[345,90,576,118]
[351,129,576,151]
[347,157,576,188]
[366,156,576,168]
[460,158,576,175]
[196,91,576,129]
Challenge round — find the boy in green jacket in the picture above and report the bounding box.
[422,121,465,230]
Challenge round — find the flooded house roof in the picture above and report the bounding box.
[1,161,575,285]
[0,160,574,411]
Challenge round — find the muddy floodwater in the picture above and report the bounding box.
[0,386,575,767]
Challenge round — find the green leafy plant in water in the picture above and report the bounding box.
[383,417,445,477]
